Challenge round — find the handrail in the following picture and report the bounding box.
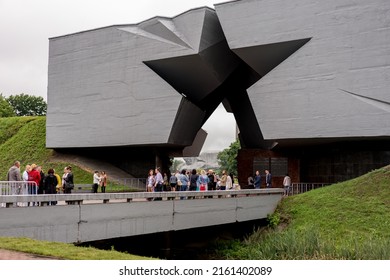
[0,188,284,207]
[289,182,330,196]
[0,181,38,195]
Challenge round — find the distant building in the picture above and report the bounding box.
[47,0,390,181]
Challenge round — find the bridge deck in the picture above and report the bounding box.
[0,189,283,243]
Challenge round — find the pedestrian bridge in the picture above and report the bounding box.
[0,189,283,244]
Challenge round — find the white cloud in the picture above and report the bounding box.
[202,104,236,152]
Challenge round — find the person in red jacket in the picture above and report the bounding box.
[27,163,41,206]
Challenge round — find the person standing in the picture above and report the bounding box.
[7,161,22,195]
[37,166,45,194]
[226,172,233,190]
[154,167,164,200]
[219,170,227,190]
[28,164,41,205]
[283,173,292,196]
[28,164,41,195]
[22,164,31,182]
[93,171,101,193]
[100,171,107,193]
[207,170,216,198]
[197,170,209,191]
[146,169,155,201]
[169,172,178,192]
[54,170,62,194]
[163,172,169,191]
[22,164,32,197]
[63,166,74,194]
[146,169,155,192]
[44,169,58,205]
[265,169,272,188]
[179,169,189,200]
[254,170,261,189]
[247,174,254,189]
[62,167,68,193]
[189,169,199,192]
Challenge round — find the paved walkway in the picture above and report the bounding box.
[0,249,59,260]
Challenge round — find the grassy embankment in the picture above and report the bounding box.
[0,237,155,260]
[0,116,91,182]
[216,166,390,259]
[0,116,138,191]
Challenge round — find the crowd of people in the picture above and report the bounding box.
[5,160,292,202]
[6,161,74,204]
[146,167,240,199]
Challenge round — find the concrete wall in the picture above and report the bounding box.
[47,8,222,150]
[216,0,390,142]
[0,193,282,243]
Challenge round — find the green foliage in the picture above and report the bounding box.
[0,94,15,117]
[0,116,91,183]
[217,139,240,175]
[170,158,184,173]
[0,237,154,260]
[216,165,390,259]
[6,93,47,116]
[267,212,281,229]
[0,116,36,145]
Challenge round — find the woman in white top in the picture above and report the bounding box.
[22,165,31,182]
[283,174,291,196]
[226,173,233,190]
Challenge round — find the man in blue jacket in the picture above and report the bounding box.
[254,170,261,189]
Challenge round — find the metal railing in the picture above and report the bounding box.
[0,188,285,208]
[0,181,38,207]
[71,179,147,193]
[115,178,147,191]
[0,181,38,195]
[289,183,330,196]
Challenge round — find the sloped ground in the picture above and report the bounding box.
[0,116,137,184]
[0,249,59,260]
[50,151,136,183]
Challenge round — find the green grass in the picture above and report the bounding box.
[0,117,142,189]
[216,166,390,260]
[0,117,93,183]
[0,237,155,260]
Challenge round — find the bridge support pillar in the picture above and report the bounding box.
[160,231,173,260]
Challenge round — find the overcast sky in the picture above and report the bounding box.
[0,0,236,153]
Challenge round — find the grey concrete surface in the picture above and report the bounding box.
[46,7,225,153]
[47,0,390,153]
[216,0,390,143]
[0,190,283,243]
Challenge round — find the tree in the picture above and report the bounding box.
[217,139,240,176]
[170,158,184,173]
[0,94,15,117]
[6,93,47,116]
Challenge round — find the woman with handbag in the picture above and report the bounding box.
[197,170,209,191]
[63,166,74,194]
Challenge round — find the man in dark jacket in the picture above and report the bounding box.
[254,170,261,189]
